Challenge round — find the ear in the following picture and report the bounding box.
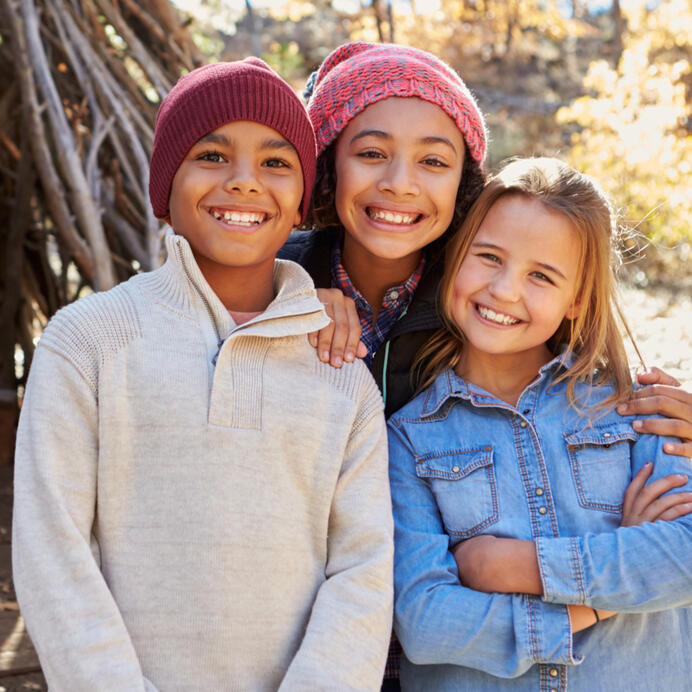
[565,300,581,320]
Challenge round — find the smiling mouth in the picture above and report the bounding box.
[210,208,267,227]
[366,207,422,226]
[476,304,521,326]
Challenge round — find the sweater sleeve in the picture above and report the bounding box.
[388,421,581,677]
[12,332,157,691]
[537,428,692,612]
[279,375,394,691]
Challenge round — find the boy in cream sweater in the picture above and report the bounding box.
[13,59,393,691]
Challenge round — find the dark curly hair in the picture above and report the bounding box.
[299,142,486,262]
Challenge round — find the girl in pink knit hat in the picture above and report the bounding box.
[277,41,692,691]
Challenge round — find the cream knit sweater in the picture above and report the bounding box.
[13,231,393,692]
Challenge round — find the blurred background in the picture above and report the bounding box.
[0,0,690,687]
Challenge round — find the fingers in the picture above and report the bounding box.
[621,467,691,526]
[622,462,654,518]
[636,367,681,387]
[657,501,692,522]
[617,385,692,445]
[626,468,687,522]
[341,297,363,364]
[317,297,349,367]
[661,441,692,459]
[630,416,692,447]
[621,384,692,411]
[313,321,336,363]
[313,289,365,368]
[644,493,692,521]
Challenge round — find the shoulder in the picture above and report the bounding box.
[293,350,384,429]
[276,229,336,287]
[38,279,144,384]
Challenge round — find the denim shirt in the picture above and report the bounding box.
[388,354,692,692]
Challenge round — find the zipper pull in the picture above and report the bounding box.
[211,339,224,366]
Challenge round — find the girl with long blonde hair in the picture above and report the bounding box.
[388,157,692,691]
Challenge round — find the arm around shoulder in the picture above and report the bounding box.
[279,373,393,691]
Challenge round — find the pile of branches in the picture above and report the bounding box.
[0,0,204,391]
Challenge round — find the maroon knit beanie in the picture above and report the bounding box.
[149,58,316,222]
[305,42,487,164]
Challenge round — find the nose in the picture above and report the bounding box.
[488,268,521,303]
[223,158,263,195]
[377,156,420,197]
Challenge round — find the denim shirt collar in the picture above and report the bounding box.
[420,347,577,418]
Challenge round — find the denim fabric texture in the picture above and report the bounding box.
[388,352,692,691]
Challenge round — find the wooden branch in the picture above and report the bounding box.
[118,0,195,72]
[102,181,148,268]
[92,0,172,98]
[146,0,204,68]
[6,0,95,282]
[20,0,116,290]
[0,107,32,388]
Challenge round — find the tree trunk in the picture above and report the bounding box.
[612,0,624,64]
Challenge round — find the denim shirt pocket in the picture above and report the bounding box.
[565,423,637,514]
[415,447,498,539]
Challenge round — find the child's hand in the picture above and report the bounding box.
[621,462,692,526]
[310,289,367,368]
[453,535,542,595]
[617,367,692,459]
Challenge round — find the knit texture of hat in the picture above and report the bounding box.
[149,58,316,222]
[306,42,487,164]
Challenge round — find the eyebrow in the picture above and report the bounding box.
[350,129,458,154]
[471,241,568,280]
[197,133,297,153]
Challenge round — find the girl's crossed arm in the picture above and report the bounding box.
[453,437,692,616]
[388,423,583,677]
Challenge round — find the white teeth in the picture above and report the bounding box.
[369,209,417,225]
[212,210,265,226]
[478,305,520,325]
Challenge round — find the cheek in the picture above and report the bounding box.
[434,170,463,224]
[452,267,471,303]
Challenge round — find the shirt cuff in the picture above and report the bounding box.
[536,536,586,605]
[527,596,583,666]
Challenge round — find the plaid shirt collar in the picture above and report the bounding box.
[330,235,426,366]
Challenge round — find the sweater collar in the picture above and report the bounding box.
[141,229,330,339]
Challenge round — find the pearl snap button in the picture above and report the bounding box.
[549,668,558,677]
[520,420,528,428]
[539,506,548,515]
[388,290,399,300]
[535,488,544,496]
[452,465,460,473]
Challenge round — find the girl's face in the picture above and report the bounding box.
[334,97,465,265]
[451,194,582,365]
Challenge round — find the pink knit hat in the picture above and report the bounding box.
[149,58,316,222]
[305,42,487,164]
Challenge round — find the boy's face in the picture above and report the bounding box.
[167,120,303,276]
